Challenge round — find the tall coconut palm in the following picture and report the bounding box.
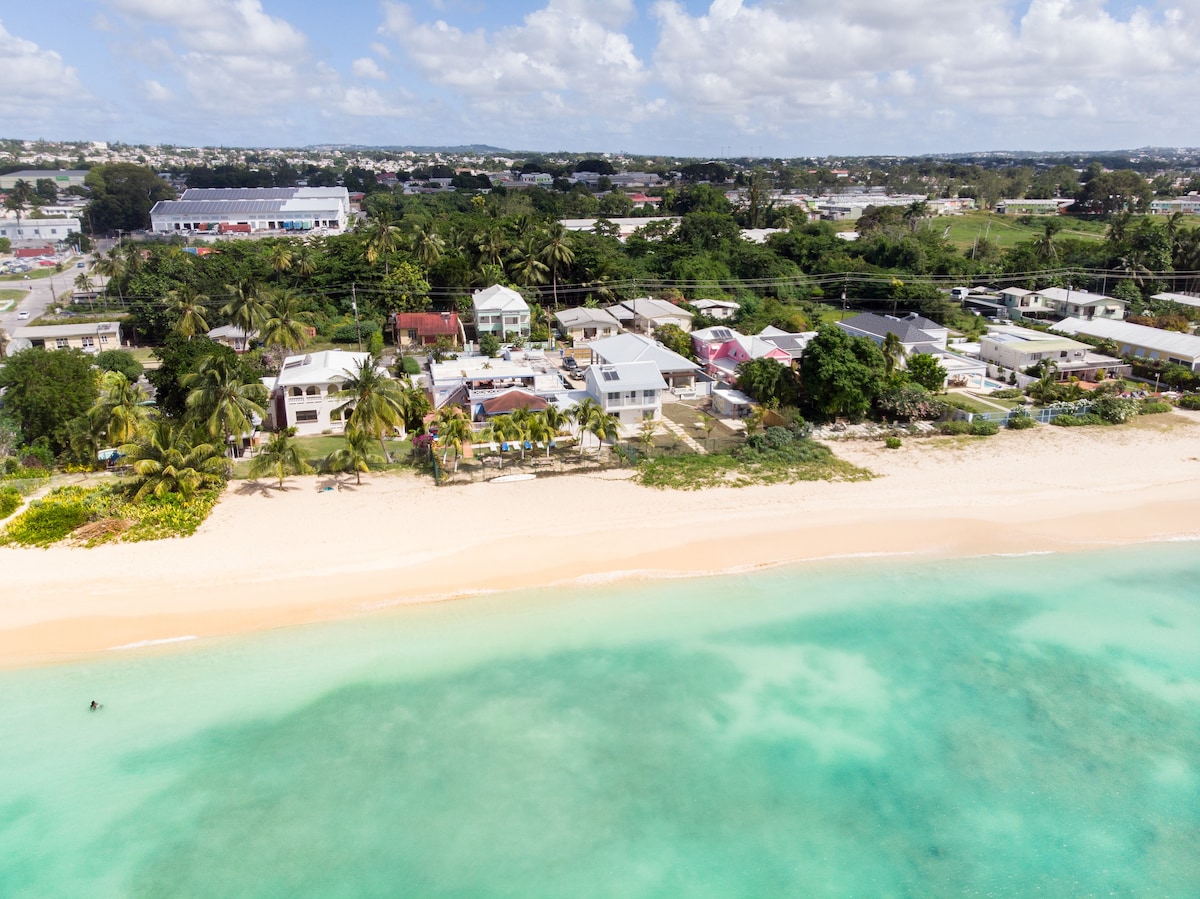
[166,287,210,339]
[293,244,318,279]
[510,238,549,289]
[478,414,523,470]
[221,279,267,339]
[183,354,268,457]
[88,371,151,447]
[526,411,557,459]
[363,208,402,277]
[334,355,410,462]
[881,332,907,377]
[259,288,311,352]
[267,241,294,278]
[324,430,380,485]
[585,407,621,457]
[433,404,473,472]
[73,272,94,294]
[411,220,446,268]
[249,429,313,488]
[568,397,607,460]
[93,248,127,304]
[1032,219,1061,263]
[121,420,228,500]
[538,222,575,309]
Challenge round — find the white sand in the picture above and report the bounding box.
[3,411,1199,667]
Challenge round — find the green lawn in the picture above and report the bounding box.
[230,434,411,479]
[0,288,26,302]
[940,211,1107,252]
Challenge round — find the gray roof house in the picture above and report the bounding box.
[836,312,948,351]
[587,332,700,393]
[554,307,621,343]
[584,361,669,425]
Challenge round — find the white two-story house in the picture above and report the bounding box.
[584,361,668,425]
[268,350,384,436]
[472,285,531,341]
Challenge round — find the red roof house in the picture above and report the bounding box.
[395,312,462,347]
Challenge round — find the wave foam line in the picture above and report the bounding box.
[107,635,198,651]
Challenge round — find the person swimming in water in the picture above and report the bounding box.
[90,701,100,711]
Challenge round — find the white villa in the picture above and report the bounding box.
[267,350,380,436]
[472,285,530,341]
[1000,287,1125,321]
[584,362,668,425]
[977,326,1128,381]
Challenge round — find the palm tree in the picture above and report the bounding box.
[1032,219,1061,263]
[538,223,575,309]
[73,272,94,294]
[183,354,268,457]
[510,238,549,289]
[473,224,506,268]
[93,248,126,304]
[324,430,380,485]
[881,332,907,377]
[259,288,311,352]
[249,429,313,488]
[571,396,609,458]
[637,419,658,457]
[363,208,402,277]
[88,371,151,446]
[121,420,228,500]
[335,355,410,462]
[526,412,557,460]
[166,287,210,339]
[478,414,523,470]
[411,220,446,268]
[292,244,318,279]
[585,407,621,457]
[221,279,267,339]
[267,241,293,279]
[433,404,473,471]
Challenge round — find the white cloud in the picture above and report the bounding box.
[0,20,88,110]
[143,79,173,102]
[646,0,1200,148]
[379,0,646,124]
[353,57,388,80]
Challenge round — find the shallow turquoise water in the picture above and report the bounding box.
[2,545,1199,897]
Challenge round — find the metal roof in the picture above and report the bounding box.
[1051,317,1200,360]
[152,199,290,215]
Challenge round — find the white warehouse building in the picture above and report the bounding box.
[0,218,81,242]
[150,187,350,235]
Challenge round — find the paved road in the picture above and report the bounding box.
[0,254,96,346]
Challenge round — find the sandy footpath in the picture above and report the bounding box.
[2,412,1199,667]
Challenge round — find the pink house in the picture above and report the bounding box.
[692,326,790,383]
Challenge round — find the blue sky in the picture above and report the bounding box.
[1,1,1198,156]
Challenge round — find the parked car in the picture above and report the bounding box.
[563,357,579,371]
[17,311,30,320]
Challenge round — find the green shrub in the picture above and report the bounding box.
[400,355,421,375]
[1091,393,1140,424]
[0,489,90,546]
[94,349,144,382]
[1007,413,1037,430]
[1139,401,1172,414]
[884,436,902,449]
[1051,413,1105,427]
[937,420,972,435]
[1178,393,1200,411]
[970,420,1000,436]
[989,388,1024,399]
[0,487,21,519]
[329,320,382,343]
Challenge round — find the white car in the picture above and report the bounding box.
[17,311,30,320]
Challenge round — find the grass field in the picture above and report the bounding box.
[939,212,1109,252]
[230,435,411,479]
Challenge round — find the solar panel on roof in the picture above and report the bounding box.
[712,328,732,340]
[601,369,620,381]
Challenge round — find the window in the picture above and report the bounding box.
[607,393,619,403]
[329,409,342,422]
[407,329,418,342]
[289,386,304,396]
[81,336,94,348]
[295,410,319,423]
[100,335,109,344]
[56,338,69,349]
[643,390,657,402]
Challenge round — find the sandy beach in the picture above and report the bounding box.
[3,411,1199,667]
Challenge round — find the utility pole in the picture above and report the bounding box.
[351,284,362,353]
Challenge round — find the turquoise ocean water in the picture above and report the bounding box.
[2,544,1199,897]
